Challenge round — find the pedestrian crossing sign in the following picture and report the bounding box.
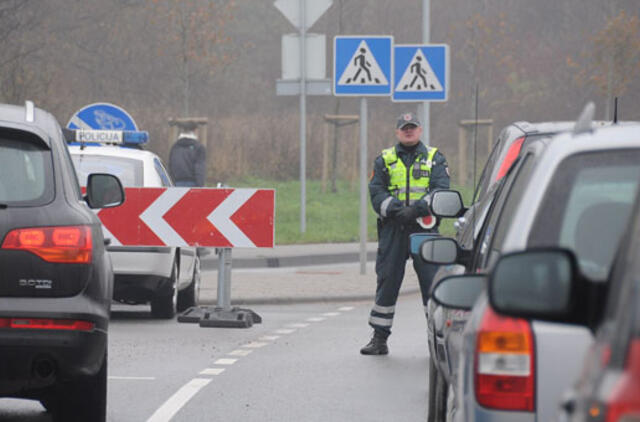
[334,36,393,96]
[393,44,449,102]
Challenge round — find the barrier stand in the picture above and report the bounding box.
[177,248,262,328]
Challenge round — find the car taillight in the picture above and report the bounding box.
[1,225,92,263]
[603,339,640,422]
[495,136,525,181]
[475,307,535,411]
[0,318,94,331]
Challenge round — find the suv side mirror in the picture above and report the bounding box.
[86,173,125,209]
[488,248,600,327]
[431,274,486,310]
[431,190,466,218]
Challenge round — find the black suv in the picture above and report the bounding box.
[0,102,123,421]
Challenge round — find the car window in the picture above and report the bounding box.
[528,150,640,280]
[0,136,54,205]
[153,157,173,187]
[474,154,536,270]
[71,154,144,187]
[473,132,504,203]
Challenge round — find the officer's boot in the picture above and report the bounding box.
[360,332,389,355]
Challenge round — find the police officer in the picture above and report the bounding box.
[169,121,207,187]
[360,112,450,355]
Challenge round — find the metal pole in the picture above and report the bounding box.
[216,248,232,311]
[420,0,430,146]
[299,0,307,233]
[359,98,368,275]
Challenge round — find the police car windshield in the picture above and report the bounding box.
[0,137,53,205]
[71,154,143,187]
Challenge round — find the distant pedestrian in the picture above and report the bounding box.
[169,121,206,187]
[360,111,450,355]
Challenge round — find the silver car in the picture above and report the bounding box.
[424,118,640,421]
[426,121,582,421]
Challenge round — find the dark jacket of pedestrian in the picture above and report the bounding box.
[169,133,206,187]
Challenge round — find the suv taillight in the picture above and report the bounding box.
[603,339,640,422]
[475,307,535,411]
[1,225,92,263]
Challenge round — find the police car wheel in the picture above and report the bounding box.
[151,261,178,319]
[177,256,200,311]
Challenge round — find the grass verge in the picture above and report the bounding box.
[229,177,473,244]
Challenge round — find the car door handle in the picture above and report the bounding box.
[104,238,112,246]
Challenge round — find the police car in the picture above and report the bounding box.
[66,129,200,318]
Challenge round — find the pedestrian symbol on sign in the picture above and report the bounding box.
[396,49,442,92]
[338,40,388,86]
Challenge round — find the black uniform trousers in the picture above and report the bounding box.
[369,218,439,338]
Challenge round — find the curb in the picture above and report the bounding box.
[198,287,421,306]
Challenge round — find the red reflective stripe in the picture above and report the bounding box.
[495,137,525,181]
[0,318,94,331]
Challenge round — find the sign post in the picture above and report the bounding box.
[334,35,393,275]
[274,0,333,233]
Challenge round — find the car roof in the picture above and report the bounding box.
[501,123,640,252]
[0,102,63,147]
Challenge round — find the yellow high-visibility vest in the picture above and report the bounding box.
[381,145,438,204]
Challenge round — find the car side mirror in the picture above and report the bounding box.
[431,274,486,311]
[489,248,583,322]
[420,237,459,264]
[86,173,125,209]
[430,190,466,218]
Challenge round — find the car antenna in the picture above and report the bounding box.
[573,101,595,135]
[472,83,479,239]
[613,97,618,124]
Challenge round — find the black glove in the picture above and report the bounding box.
[396,205,419,224]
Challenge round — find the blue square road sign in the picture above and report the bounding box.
[334,36,393,96]
[393,44,449,102]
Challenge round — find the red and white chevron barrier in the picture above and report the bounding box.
[96,188,275,248]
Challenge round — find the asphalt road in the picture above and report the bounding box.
[0,275,430,421]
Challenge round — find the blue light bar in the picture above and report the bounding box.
[122,130,149,144]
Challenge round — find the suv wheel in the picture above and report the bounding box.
[43,351,107,422]
[151,260,178,319]
[177,256,200,312]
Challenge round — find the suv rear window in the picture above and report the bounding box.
[0,136,53,205]
[528,150,640,280]
[71,154,143,187]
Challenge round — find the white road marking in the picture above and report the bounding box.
[109,376,156,380]
[306,317,326,322]
[199,368,225,376]
[146,378,212,422]
[243,341,268,348]
[338,306,355,311]
[287,323,309,328]
[214,358,238,365]
[274,329,296,334]
[229,349,253,357]
[323,312,340,317]
[260,335,280,341]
